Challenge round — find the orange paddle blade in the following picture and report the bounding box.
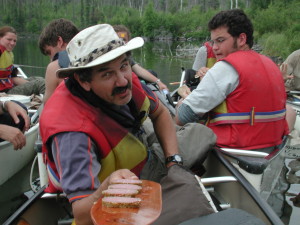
[91,180,162,225]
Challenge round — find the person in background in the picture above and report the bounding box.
[0,26,45,95]
[280,49,300,132]
[0,100,30,150]
[113,25,168,91]
[280,49,300,91]
[193,41,217,74]
[178,41,217,99]
[40,24,216,225]
[38,18,79,103]
[175,9,289,151]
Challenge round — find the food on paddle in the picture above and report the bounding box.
[102,196,141,208]
[111,179,143,186]
[102,188,139,197]
[108,184,142,193]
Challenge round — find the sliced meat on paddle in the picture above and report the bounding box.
[102,188,139,197]
[108,184,142,193]
[102,196,142,208]
[111,179,143,186]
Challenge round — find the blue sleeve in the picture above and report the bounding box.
[51,132,101,202]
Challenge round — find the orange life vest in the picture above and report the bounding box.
[40,78,150,192]
[204,41,217,68]
[207,50,289,149]
[0,45,14,91]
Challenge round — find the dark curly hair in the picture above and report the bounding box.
[208,9,253,48]
[38,18,79,55]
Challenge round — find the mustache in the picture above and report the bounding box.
[112,82,132,96]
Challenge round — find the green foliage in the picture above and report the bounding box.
[253,4,286,37]
[251,0,272,9]
[1,0,299,59]
[142,3,158,38]
[25,19,40,34]
[258,33,290,58]
[286,23,300,54]
[252,0,300,59]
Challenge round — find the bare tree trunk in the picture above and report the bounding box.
[245,0,250,8]
[139,0,144,17]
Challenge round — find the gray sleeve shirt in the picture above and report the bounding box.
[51,132,101,202]
[177,61,239,124]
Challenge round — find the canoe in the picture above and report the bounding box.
[0,122,39,186]
[200,148,283,225]
[0,94,40,186]
[217,144,287,201]
[0,66,43,186]
[3,147,283,225]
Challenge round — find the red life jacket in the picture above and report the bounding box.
[204,41,217,68]
[207,50,288,149]
[0,45,14,91]
[40,77,150,193]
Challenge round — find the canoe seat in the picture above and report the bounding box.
[178,208,265,225]
[233,155,269,174]
[220,148,281,174]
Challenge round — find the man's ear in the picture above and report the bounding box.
[57,36,66,49]
[74,73,91,91]
[238,33,247,47]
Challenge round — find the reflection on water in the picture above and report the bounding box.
[14,38,196,92]
[283,159,300,225]
[266,159,300,225]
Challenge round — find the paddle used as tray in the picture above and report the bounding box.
[91,180,162,225]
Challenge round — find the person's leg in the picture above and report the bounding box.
[286,104,296,133]
[176,123,216,168]
[140,120,216,180]
[7,77,45,95]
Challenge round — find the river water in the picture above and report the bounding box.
[13,38,196,92]
[1,38,299,224]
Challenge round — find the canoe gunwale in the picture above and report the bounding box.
[212,147,284,225]
[3,186,46,225]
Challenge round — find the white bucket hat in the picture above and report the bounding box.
[57,24,144,78]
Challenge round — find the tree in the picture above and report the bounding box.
[142,2,158,38]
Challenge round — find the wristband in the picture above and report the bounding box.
[2,100,8,112]
[155,79,161,84]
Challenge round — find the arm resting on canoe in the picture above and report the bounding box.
[149,101,180,166]
[0,100,29,150]
[3,100,30,131]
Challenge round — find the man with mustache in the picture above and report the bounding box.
[40,24,215,225]
[175,9,289,152]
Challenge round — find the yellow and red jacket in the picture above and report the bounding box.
[207,50,288,149]
[204,41,217,68]
[40,77,150,192]
[0,45,14,91]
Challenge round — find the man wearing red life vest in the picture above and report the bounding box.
[175,9,289,151]
[40,24,216,225]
